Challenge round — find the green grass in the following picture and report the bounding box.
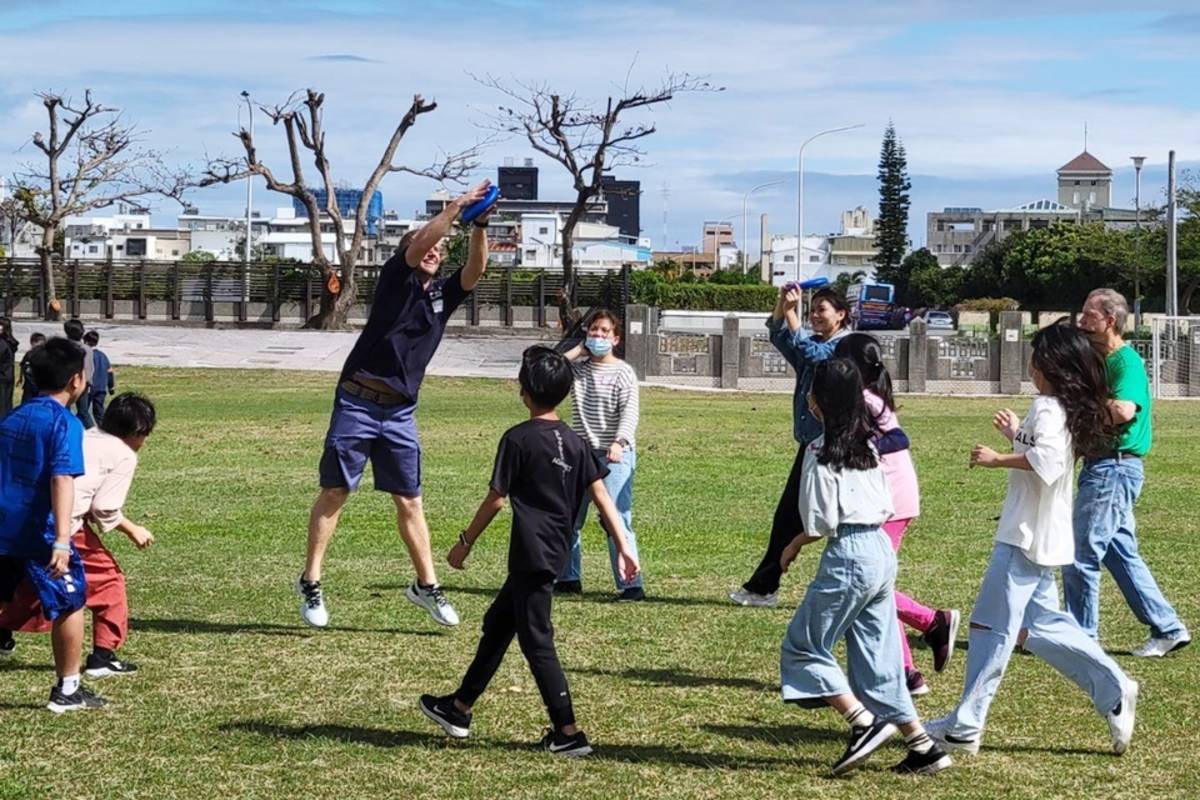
[3,369,1199,799]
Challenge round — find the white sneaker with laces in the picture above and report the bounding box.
[296,576,329,628]
[407,582,460,627]
[728,589,778,608]
[1107,679,1138,755]
[1131,633,1190,658]
[924,716,981,756]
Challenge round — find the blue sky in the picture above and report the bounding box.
[3,1,1199,253]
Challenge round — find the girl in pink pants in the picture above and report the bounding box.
[836,334,961,696]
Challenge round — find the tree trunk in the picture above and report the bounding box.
[1182,276,1199,315]
[558,204,587,333]
[304,262,356,330]
[39,228,59,320]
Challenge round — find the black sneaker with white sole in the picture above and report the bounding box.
[47,684,108,713]
[831,720,897,775]
[418,694,471,739]
[0,629,14,658]
[540,728,593,757]
[891,745,953,775]
[84,651,138,678]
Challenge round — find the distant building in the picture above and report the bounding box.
[64,207,191,261]
[701,221,735,258]
[519,212,651,272]
[177,207,269,261]
[498,158,538,200]
[600,175,641,240]
[294,189,383,236]
[766,207,880,286]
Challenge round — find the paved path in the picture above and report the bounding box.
[9,322,549,380]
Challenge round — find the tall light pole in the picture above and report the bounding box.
[241,91,253,264]
[1131,155,1145,328]
[1167,150,1178,318]
[797,123,864,272]
[742,180,784,275]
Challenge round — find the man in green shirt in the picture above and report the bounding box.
[1063,288,1190,657]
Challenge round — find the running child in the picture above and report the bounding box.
[18,332,46,405]
[418,346,639,757]
[777,358,952,776]
[834,333,960,696]
[926,322,1138,756]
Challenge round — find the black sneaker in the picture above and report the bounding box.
[616,587,646,602]
[418,693,471,739]
[923,609,961,673]
[891,745,953,775]
[831,720,896,775]
[0,629,14,658]
[906,668,930,697]
[539,727,593,757]
[47,684,108,714]
[554,580,583,595]
[84,651,138,679]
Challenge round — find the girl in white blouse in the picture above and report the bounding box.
[778,358,951,777]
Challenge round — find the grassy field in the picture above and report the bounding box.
[2,369,1198,800]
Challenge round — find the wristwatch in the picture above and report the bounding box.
[616,437,630,448]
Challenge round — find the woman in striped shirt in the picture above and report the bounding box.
[556,309,644,601]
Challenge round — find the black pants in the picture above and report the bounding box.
[456,571,575,728]
[75,384,95,429]
[742,445,807,596]
[0,378,12,418]
[89,390,108,425]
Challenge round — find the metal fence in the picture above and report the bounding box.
[1151,317,1200,398]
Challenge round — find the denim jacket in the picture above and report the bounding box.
[766,316,848,444]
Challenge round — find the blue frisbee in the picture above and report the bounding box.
[461,185,500,223]
[799,277,829,289]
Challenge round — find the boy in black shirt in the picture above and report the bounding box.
[419,346,639,757]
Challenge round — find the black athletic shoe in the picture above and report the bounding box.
[0,629,14,658]
[84,651,138,678]
[539,727,593,757]
[616,587,646,602]
[47,684,108,714]
[418,694,471,739]
[891,745,953,776]
[831,720,896,775]
[553,580,583,595]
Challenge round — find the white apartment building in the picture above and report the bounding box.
[519,213,651,272]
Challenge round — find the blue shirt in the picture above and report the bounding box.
[339,249,470,401]
[765,318,847,444]
[0,396,85,558]
[91,349,113,393]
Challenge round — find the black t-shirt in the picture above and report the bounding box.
[339,248,470,400]
[490,419,608,575]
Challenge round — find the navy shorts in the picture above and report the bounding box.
[318,387,422,497]
[0,549,87,622]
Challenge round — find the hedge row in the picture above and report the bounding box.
[630,276,777,311]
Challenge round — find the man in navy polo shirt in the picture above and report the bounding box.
[296,180,495,629]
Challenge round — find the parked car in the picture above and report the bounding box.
[925,310,955,330]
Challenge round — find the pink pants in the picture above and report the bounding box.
[883,518,937,672]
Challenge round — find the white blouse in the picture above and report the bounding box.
[799,436,895,537]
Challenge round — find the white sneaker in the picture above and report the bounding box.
[296,576,329,628]
[728,589,778,608]
[1131,633,1190,658]
[407,582,460,627]
[1107,679,1138,755]
[924,716,981,756]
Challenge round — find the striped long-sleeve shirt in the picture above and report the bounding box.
[570,359,640,450]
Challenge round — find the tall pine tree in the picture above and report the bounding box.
[873,122,912,298]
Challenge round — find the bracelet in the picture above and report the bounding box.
[472,219,489,229]
[51,542,71,553]
[458,530,473,549]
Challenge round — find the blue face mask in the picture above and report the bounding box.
[585,337,612,357]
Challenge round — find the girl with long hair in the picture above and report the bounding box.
[927,322,1138,756]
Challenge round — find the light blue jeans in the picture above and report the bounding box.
[558,447,643,591]
[1062,457,1185,641]
[941,543,1126,740]
[780,526,916,726]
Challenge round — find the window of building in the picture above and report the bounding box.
[1074,180,1081,186]
[88,245,98,254]
[937,221,945,231]
[1089,192,1096,205]
[1090,180,1096,186]
[1073,192,1080,204]
[965,245,972,253]
[783,255,795,263]
[525,249,538,260]
[953,244,963,253]
[808,255,820,262]
[172,250,179,256]
[115,245,123,251]
[538,227,549,235]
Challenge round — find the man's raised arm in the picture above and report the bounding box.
[404,180,492,268]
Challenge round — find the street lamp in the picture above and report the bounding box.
[1131,155,1146,328]
[796,123,864,273]
[742,180,784,275]
[240,91,254,265]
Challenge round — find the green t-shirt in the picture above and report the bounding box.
[1107,344,1152,456]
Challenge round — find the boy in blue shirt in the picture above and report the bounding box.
[0,337,106,712]
[83,330,115,422]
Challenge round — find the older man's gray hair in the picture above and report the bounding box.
[1087,288,1129,332]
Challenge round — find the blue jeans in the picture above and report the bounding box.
[1062,457,1185,641]
[558,447,642,592]
[779,526,916,726]
[941,543,1125,740]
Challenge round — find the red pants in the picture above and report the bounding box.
[0,527,129,650]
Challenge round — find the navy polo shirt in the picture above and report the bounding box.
[339,249,470,401]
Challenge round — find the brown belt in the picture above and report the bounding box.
[339,380,410,406]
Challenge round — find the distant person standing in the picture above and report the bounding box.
[83,331,115,423]
[19,333,46,405]
[63,320,95,429]
[0,317,16,417]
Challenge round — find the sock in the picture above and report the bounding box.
[93,647,114,661]
[905,728,934,754]
[417,580,437,591]
[842,703,874,729]
[60,674,81,695]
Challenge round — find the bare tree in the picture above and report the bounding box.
[0,194,29,257]
[11,91,189,319]
[201,89,480,330]
[477,70,719,328]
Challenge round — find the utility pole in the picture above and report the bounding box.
[1167,151,1178,318]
